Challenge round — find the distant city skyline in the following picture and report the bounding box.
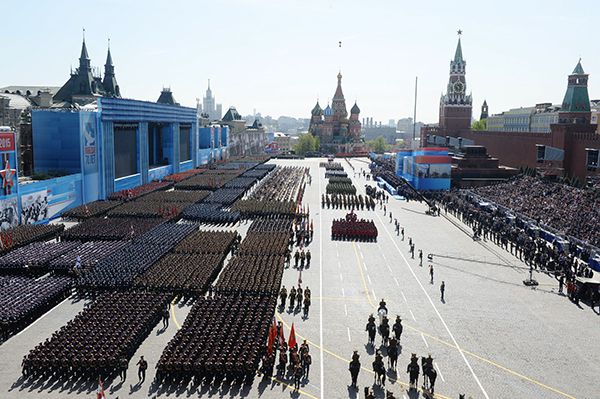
[2,0,598,123]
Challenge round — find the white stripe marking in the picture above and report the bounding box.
[372,289,377,301]
[347,327,352,342]
[393,277,400,286]
[339,273,343,282]
[341,287,345,297]
[318,166,325,399]
[17,296,70,336]
[375,211,490,399]
[409,309,416,321]
[367,274,372,284]
[344,303,348,316]
[434,362,446,382]
[386,263,393,273]
[421,333,429,348]
[401,291,408,303]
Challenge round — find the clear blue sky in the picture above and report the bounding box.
[2,0,598,123]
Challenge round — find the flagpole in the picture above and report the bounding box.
[412,76,418,148]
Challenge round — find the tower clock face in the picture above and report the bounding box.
[453,81,464,93]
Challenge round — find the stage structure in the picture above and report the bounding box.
[32,98,229,203]
[396,147,451,191]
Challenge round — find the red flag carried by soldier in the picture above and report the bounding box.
[267,319,276,355]
[288,323,297,349]
[96,377,106,399]
[279,322,285,348]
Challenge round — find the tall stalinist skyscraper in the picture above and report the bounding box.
[200,80,222,120]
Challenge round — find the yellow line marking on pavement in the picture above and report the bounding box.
[351,229,577,399]
[462,346,576,398]
[403,312,576,398]
[375,216,578,399]
[256,371,320,399]
[375,303,570,396]
[168,237,575,398]
[352,241,376,307]
[276,313,451,399]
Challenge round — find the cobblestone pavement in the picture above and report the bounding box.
[0,157,598,399]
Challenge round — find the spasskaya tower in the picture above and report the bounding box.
[439,30,472,135]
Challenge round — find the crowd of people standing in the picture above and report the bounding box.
[473,175,600,248]
[427,190,600,309]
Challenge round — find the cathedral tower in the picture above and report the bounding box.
[308,101,323,136]
[349,102,361,139]
[331,72,348,119]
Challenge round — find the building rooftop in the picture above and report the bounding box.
[0,93,32,109]
[156,88,179,105]
[1,86,61,96]
[222,107,242,121]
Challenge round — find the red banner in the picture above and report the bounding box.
[414,155,451,164]
[0,133,15,152]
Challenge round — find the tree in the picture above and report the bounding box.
[367,136,390,153]
[471,119,487,131]
[293,133,320,155]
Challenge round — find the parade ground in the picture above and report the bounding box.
[0,157,598,399]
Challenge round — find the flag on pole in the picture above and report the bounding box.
[279,322,285,348]
[288,323,297,349]
[96,378,106,399]
[267,321,276,355]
